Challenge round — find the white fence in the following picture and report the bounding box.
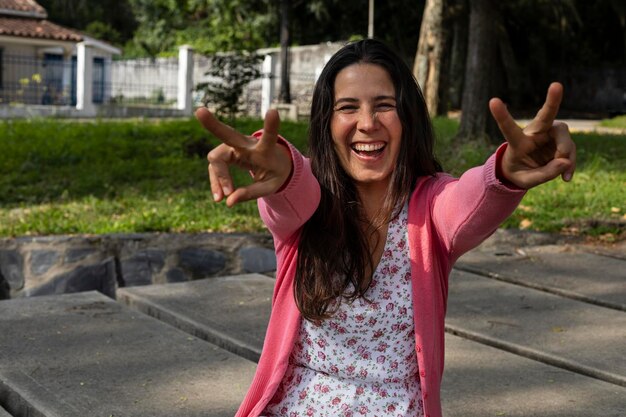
[0,42,343,119]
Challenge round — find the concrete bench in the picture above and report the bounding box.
[446,269,626,386]
[119,273,626,416]
[0,291,256,417]
[117,273,273,362]
[456,246,626,311]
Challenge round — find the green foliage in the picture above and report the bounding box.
[124,0,182,57]
[0,118,623,240]
[180,0,275,53]
[498,0,625,107]
[84,21,123,45]
[124,0,274,57]
[197,53,263,121]
[37,0,137,46]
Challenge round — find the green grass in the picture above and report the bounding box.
[501,132,626,239]
[0,117,623,240]
[599,115,626,129]
[0,117,307,236]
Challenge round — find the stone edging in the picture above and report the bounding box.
[0,232,277,300]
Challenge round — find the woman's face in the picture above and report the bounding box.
[330,63,402,192]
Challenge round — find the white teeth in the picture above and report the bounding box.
[352,143,385,152]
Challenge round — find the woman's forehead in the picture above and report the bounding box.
[334,63,395,98]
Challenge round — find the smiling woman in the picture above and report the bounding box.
[195,38,577,417]
[330,63,403,201]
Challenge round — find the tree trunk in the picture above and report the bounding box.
[497,22,522,107]
[413,0,446,117]
[447,0,468,110]
[279,0,291,104]
[456,0,498,142]
[609,0,626,62]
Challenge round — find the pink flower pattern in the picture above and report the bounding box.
[263,204,423,417]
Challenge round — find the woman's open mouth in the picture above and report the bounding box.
[351,142,386,158]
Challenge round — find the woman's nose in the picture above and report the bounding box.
[357,109,378,131]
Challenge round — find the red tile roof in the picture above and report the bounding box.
[0,16,83,42]
[0,0,46,16]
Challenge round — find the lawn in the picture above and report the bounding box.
[0,117,623,241]
[600,115,626,129]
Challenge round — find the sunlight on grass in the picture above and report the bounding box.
[599,115,626,129]
[0,118,623,239]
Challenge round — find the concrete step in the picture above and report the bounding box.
[0,291,256,417]
[443,333,626,417]
[447,269,626,386]
[118,274,626,415]
[456,246,626,311]
[117,273,273,362]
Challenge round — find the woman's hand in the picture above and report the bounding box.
[489,82,576,189]
[195,108,293,207]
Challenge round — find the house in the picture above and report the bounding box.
[0,0,120,108]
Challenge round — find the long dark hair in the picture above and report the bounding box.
[295,39,442,321]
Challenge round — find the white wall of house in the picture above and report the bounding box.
[0,43,41,105]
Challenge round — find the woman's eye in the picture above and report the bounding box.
[336,105,358,113]
[376,103,395,111]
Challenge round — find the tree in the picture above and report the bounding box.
[123,0,275,57]
[37,0,137,46]
[278,0,292,103]
[413,0,446,117]
[197,52,263,122]
[290,0,424,63]
[456,0,499,142]
[124,0,185,57]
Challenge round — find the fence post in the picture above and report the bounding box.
[261,54,275,116]
[61,49,72,105]
[177,45,194,114]
[76,42,95,115]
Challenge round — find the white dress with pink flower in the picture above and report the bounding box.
[262,204,424,417]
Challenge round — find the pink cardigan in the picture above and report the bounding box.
[235,139,525,417]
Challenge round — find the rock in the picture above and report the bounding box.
[25,257,117,298]
[64,248,97,263]
[166,267,189,283]
[30,250,60,276]
[178,248,226,278]
[0,250,24,291]
[239,247,276,273]
[0,268,9,300]
[121,250,166,287]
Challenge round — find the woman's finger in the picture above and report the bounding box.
[525,82,563,135]
[207,145,236,197]
[225,178,283,207]
[517,158,573,189]
[208,163,224,201]
[195,107,250,148]
[256,109,281,152]
[550,121,577,181]
[489,98,523,146]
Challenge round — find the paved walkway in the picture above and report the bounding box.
[0,231,624,416]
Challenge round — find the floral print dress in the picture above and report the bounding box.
[262,204,424,417]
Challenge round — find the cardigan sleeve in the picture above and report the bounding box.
[429,144,526,261]
[256,134,321,243]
